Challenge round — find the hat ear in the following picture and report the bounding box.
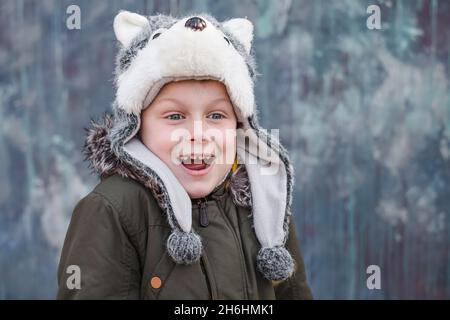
[223,18,254,54]
[113,11,149,47]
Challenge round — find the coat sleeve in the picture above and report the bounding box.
[57,192,141,299]
[274,218,313,300]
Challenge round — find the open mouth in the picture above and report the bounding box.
[179,154,215,174]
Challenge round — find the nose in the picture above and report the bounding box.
[185,16,207,31]
[190,119,208,143]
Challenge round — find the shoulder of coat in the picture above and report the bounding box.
[92,174,162,233]
[93,174,147,201]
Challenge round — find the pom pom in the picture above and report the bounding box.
[167,230,202,265]
[257,246,295,281]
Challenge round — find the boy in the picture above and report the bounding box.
[57,11,313,299]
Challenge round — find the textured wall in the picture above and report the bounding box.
[0,0,449,299]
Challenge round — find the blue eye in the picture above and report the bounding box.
[166,114,185,120]
[209,113,225,120]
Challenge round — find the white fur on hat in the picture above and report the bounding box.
[113,11,254,120]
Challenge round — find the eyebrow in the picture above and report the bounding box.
[155,97,230,107]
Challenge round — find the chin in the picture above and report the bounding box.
[181,179,215,199]
[185,186,213,199]
[173,166,218,199]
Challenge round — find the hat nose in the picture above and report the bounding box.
[185,17,207,31]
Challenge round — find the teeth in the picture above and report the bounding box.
[179,154,215,164]
[179,155,189,162]
[204,155,215,165]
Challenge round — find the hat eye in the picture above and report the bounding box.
[223,36,230,45]
[151,28,167,40]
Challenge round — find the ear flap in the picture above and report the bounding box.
[236,128,287,248]
[223,18,254,54]
[113,11,149,47]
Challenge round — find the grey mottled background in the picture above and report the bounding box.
[0,0,449,299]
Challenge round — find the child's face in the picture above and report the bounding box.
[140,80,237,199]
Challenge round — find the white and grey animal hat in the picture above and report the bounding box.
[109,11,296,281]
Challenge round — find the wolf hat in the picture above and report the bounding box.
[108,11,296,281]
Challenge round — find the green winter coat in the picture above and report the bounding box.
[57,174,312,300]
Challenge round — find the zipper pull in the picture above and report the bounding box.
[198,199,209,228]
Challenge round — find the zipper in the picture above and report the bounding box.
[215,198,249,299]
[198,198,209,227]
[200,257,215,300]
[196,199,216,299]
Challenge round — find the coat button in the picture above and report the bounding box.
[150,276,162,289]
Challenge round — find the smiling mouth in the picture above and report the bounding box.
[179,154,215,171]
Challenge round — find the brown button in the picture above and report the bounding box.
[150,276,162,289]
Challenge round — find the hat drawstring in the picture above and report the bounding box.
[232,156,238,173]
[225,156,238,191]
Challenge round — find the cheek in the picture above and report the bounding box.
[214,127,236,164]
[221,132,236,151]
[141,122,179,160]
